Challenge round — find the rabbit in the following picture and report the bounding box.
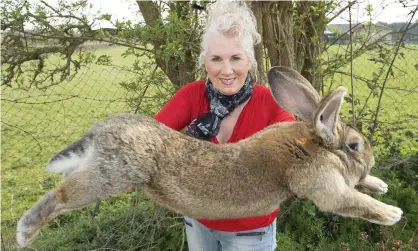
[16,66,403,248]
[46,122,104,217]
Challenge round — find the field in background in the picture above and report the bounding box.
[324,45,418,155]
[2,45,417,249]
[1,46,139,246]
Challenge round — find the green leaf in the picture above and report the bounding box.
[100,14,112,21]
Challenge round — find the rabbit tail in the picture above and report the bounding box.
[47,121,105,174]
[47,133,96,175]
[16,191,57,248]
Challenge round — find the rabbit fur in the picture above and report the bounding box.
[16,66,403,248]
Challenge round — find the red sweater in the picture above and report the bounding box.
[155,80,295,231]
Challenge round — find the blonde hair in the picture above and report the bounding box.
[198,1,261,73]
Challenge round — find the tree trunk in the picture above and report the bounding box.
[252,1,326,92]
[250,2,267,85]
[296,2,327,92]
[136,1,197,88]
[254,1,295,69]
[137,1,325,90]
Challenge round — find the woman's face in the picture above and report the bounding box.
[204,32,252,96]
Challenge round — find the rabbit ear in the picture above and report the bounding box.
[267,66,321,121]
[313,86,347,145]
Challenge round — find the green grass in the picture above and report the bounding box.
[1,46,139,248]
[1,44,417,250]
[323,45,418,156]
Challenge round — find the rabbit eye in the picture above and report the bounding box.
[348,143,359,152]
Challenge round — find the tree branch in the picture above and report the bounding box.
[326,1,356,25]
[369,5,418,140]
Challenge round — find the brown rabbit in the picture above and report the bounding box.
[16,67,402,248]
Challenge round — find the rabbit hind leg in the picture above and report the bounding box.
[17,169,131,247]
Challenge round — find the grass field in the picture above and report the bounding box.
[1,45,417,249]
[1,46,140,248]
[323,45,418,156]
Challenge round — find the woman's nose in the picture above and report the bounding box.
[220,61,234,75]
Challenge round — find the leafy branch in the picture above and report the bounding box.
[369,4,418,140]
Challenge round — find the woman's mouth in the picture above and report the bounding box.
[221,78,236,85]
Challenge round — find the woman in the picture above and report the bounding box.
[155,1,294,250]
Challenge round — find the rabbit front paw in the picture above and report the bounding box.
[359,175,388,195]
[373,178,388,194]
[380,204,403,225]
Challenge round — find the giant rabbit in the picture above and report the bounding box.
[17,67,403,248]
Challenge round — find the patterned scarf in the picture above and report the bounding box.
[186,73,254,140]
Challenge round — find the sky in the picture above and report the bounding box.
[89,0,418,26]
[24,0,418,30]
[329,0,418,24]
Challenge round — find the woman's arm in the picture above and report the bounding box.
[154,84,194,131]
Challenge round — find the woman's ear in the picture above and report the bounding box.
[247,58,253,69]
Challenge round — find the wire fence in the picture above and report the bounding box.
[323,43,418,157]
[1,57,136,244]
[2,61,133,158]
[2,41,418,249]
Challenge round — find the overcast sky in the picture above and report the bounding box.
[330,0,418,24]
[90,0,418,26]
[25,0,418,29]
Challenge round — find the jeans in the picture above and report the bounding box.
[184,216,277,251]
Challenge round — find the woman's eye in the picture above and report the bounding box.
[348,143,359,152]
[232,56,241,61]
[211,57,221,62]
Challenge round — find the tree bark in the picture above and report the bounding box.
[251,1,325,92]
[261,2,280,68]
[258,1,295,69]
[296,2,327,92]
[250,2,267,84]
[136,1,196,88]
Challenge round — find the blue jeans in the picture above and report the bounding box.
[184,216,277,251]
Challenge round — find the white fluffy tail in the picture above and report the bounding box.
[47,135,94,175]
